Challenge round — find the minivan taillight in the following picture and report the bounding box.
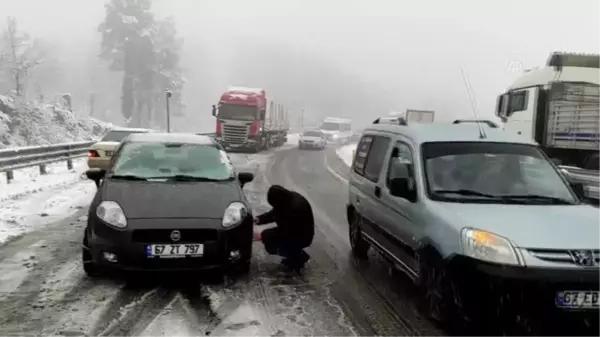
[88,150,99,158]
[216,120,223,136]
[249,121,260,136]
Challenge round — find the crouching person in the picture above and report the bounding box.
[254,185,315,271]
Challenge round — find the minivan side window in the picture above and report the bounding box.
[386,141,417,191]
[352,135,373,176]
[363,136,391,182]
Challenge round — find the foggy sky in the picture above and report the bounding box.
[1,0,598,131]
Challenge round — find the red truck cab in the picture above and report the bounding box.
[212,87,267,151]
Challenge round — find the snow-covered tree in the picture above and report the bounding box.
[1,17,44,97]
[98,0,185,128]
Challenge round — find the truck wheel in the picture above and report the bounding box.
[263,137,270,151]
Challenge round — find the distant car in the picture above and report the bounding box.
[82,132,255,276]
[299,129,327,150]
[87,127,154,170]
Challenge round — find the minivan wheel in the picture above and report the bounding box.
[419,254,472,333]
[349,212,370,257]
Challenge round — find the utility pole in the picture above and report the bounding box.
[166,90,172,133]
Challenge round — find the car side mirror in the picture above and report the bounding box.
[85,169,106,187]
[238,172,254,187]
[211,105,217,117]
[389,177,416,201]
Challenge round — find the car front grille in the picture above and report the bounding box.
[528,249,600,268]
[132,229,219,243]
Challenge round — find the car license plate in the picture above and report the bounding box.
[105,151,113,156]
[556,291,599,309]
[146,244,203,258]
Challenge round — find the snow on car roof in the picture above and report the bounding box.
[127,132,216,145]
[110,127,155,132]
[366,123,537,145]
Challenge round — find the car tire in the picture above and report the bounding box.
[418,252,473,333]
[82,231,101,277]
[349,211,370,258]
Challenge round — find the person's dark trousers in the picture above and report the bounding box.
[261,227,310,268]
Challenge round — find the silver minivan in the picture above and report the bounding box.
[346,121,599,332]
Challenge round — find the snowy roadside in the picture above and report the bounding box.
[336,143,357,167]
[0,158,89,202]
[0,158,95,245]
[0,176,96,245]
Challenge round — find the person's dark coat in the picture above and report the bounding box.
[256,185,314,248]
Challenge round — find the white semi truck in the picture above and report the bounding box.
[496,52,599,169]
[495,52,599,202]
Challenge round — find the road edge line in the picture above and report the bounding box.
[324,151,349,185]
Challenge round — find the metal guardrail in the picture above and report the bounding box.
[0,132,217,183]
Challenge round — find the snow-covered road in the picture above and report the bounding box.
[0,142,361,336]
[336,143,357,167]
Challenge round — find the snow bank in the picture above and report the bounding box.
[0,94,113,148]
[336,143,357,167]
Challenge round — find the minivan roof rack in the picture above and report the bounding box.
[452,119,499,128]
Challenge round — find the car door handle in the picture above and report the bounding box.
[374,186,381,198]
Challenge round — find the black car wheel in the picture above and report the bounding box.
[349,211,369,257]
[82,231,101,277]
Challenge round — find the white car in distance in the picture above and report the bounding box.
[298,129,327,150]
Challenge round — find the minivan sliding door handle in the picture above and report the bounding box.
[374,186,381,198]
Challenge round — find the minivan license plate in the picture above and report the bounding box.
[146,244,203,258]
[556,291,599,309]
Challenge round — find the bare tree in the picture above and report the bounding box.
[2,17,43,96]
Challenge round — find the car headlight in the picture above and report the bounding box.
[460,228,522,265]
[222,202,247,228]
[96,201,127,229]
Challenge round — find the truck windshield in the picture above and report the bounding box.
[320,122,340,131]
[219,104,257,121]
[422,142,577,204]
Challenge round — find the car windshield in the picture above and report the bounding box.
[218,104,257,121]
[101,130,143,142]
[422,142,577,204]
[110,142,234,180]
[303,131,323,137]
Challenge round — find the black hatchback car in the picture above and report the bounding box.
[82,132,255,276]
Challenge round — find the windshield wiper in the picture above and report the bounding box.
[147,175,230,182]
[499,194,575,205]
[433,189,498,198]
[109,174,147,181]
